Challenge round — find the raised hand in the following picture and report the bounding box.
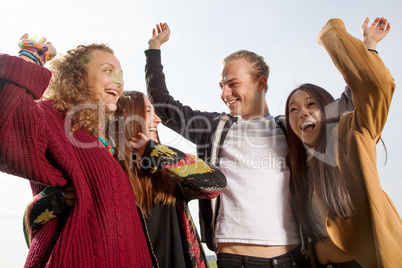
[148,22,171,50]
[18,33,57,65]
[361,17,390,50]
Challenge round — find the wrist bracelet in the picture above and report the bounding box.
[18,50,42,65]
[18,40,50,65]
[368,49,378,54]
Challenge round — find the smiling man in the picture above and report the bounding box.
[145,23,311,268]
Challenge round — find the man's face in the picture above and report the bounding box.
[219,59,265,119]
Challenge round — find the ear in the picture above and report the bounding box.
[257,75,267,92]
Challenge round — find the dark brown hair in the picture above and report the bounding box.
[113,91,175,214]
[285,83,354,240]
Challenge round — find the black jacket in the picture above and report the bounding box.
[145,49,354,251]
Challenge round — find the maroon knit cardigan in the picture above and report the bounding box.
[0,54,152,267]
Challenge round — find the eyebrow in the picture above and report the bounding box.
[100,63,114,68]
[100,63,123,76]
[289,96,314,106]
[219,77,239,85]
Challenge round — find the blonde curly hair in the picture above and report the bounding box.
[44,43,114,133]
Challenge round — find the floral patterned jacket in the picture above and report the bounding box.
[24,141,227,268]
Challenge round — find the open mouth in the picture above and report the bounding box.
[105,89,119,97]
[301,121,316,132]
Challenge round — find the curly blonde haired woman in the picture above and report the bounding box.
[0,36,152,267]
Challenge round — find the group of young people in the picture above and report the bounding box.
[0,15,401,268]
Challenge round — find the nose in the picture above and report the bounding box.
[154,114,161,124]
[299,107,310,118]
[112,72,124,88]
[221,84,232,100]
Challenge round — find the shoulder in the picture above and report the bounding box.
[274,115,287,133]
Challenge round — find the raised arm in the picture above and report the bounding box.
[131,133,226,201]
[0,36,66,186]
[318,17,395,138]
[334,18,391,117]
[145,23,222,146]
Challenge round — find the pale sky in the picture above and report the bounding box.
[1,0,402,266]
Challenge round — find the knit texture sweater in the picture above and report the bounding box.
[0,54,152,267]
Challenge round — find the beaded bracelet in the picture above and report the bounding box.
[18,40,50,66]
[18,50,42,65]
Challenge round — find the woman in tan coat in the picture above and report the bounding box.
[285,17,402,267]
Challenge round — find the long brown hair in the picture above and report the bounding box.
[285,83,354,240]
[112,91,176,214]
[44,44,114,133]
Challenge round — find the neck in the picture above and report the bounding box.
[240,102,269,120]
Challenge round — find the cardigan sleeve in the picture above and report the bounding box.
[141,140,227,201]
[317,19,395,138]
[0,54,67,186]
[145,49,223,147]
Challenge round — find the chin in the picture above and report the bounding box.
[302,139,316,147]
[229,109,240,116]
[107,103,117,112]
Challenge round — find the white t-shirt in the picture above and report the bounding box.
[214,115,300,245]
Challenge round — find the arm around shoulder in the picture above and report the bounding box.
[141,140,227,201]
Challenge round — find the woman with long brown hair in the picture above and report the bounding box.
[285,17,402,267]
[115,91,227,267]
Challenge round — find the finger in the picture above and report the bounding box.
[30,35,39,42]
[371,17,380,28]
[164,23,170,33]
[361,17,369,29]
[64,191,76,199]
[378,17,387,29]
[65,200,75,208]
[130,137,140,142]
[152,28,156,38]
[64,185,75,192]
[20,33,29,40]
[385,22,391,33]
[130,140,142,149]
[38,36,46,43]
[381,18,388,30]
[156,24,161,34]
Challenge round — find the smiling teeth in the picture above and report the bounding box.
[301,121,315,130]
[148,128,157,132]
[226,99,237,106]
[105,90,118,96]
